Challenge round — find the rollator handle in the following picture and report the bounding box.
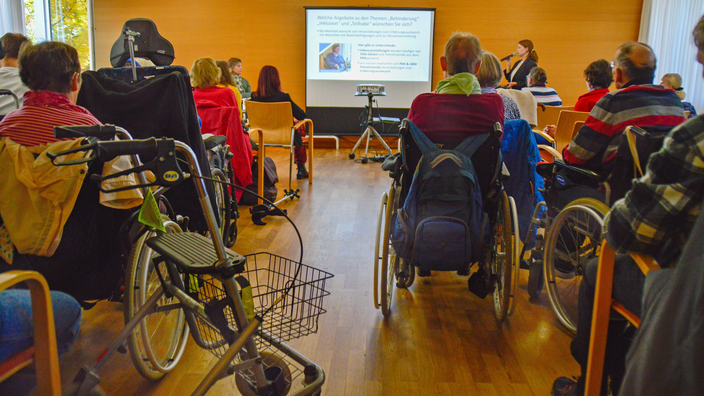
[54,125,117,141]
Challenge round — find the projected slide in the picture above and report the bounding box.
[307,9,433,82]
[306,7,435,108]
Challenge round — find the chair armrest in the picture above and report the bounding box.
[0,271,61,396]
[250,128,265,205]
[532,129,555,144]
[537,102,546,112]
[538,144,562,160]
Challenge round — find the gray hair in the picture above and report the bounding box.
[476,51,502,88]
[615,42,656,82]
[444,32,482,76]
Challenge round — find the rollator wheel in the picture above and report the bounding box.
[124,219,189,380]
[212,168,231,243]
[349,153,355,159]
[63,381,108,396]
[492,191,514,322]
[235,351,292,396]
[544,200,607,334]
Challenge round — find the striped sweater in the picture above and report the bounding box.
[563,83,686,175]
[0,90,101,146]
[522,86,563,106]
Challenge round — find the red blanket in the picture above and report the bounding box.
[407,93,505,146]
[194,87,252,199]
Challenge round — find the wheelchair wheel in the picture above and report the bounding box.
[492,191,513,322]
[124,219,189,380]
[544,200,607,334]
[380,184,400,317]
[211,168,231,244]
[507,196,520,316]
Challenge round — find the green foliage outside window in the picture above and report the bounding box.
[24,0,92,71]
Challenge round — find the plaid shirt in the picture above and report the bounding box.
[604,114,704,266]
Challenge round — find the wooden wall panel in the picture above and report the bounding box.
[93,0,642,112]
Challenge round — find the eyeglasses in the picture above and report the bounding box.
[610,60,616,68]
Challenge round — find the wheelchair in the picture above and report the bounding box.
[373,120,520,321]
[43,125,331,395]
[203,133,240,247]
[523,126,666,334]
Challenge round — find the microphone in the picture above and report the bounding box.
[501,53,516,61]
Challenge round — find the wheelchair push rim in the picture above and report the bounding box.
[492,191,514,322]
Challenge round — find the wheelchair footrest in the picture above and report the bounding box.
[146,232,245,275]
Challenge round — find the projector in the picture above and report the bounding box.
[357,84,385,95]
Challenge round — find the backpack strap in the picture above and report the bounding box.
[454,133,490,158]
[403,119,439,156]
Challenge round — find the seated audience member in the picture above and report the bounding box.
[574,59,612,112]
[191,57,252,197]
[563,42,686,176]
[216,59,243,120]
[0,41,101,145]
[407,32,504,145]
[0,290,81,396]
[228,57,252,99]
[0,33,30,116]
[324,43,346,70]
[661,72,698,118]
[477,50,521,120]
[522,67,563,106]
[250,65,310,179]
[552,18,704,395]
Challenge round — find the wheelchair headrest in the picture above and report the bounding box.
[110,18,175,67]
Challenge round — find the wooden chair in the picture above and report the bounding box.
[585,241,660,396]
[535,104,574,133]
[685,110,691,118]
[537,110,590,161]
[0,271,62,396]
[246,102,314,201]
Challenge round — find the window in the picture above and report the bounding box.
[23,0,94,70]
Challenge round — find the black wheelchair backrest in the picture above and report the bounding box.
[110,18,175,67]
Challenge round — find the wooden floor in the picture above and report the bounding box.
[59,148,580,395]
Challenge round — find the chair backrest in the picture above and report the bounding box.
[498,88,538,127]
[246,101,294,146]
[606,126,666,204]
[554,110,590,152]
[536,105,574,131]
[685,110,691,118]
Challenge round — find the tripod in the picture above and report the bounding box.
[348,92,392,163]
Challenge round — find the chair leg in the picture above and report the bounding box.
[308,122,314,185]
[585,241,616,396]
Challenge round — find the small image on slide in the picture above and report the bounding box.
[319,43,351,72]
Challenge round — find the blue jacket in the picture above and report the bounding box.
[501,119,544,242]
[325,53,346,70]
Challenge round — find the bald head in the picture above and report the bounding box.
[613,42,656,86]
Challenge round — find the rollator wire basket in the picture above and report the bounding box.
[186,252,333,389]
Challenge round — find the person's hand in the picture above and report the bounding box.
[505,58,512,69]
[334,65,339,69]
[543,125,557,138]
[506,82,517,88]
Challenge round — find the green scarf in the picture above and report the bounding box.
[436,73,482,96]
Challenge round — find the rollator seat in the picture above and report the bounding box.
[146,232,245,275]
